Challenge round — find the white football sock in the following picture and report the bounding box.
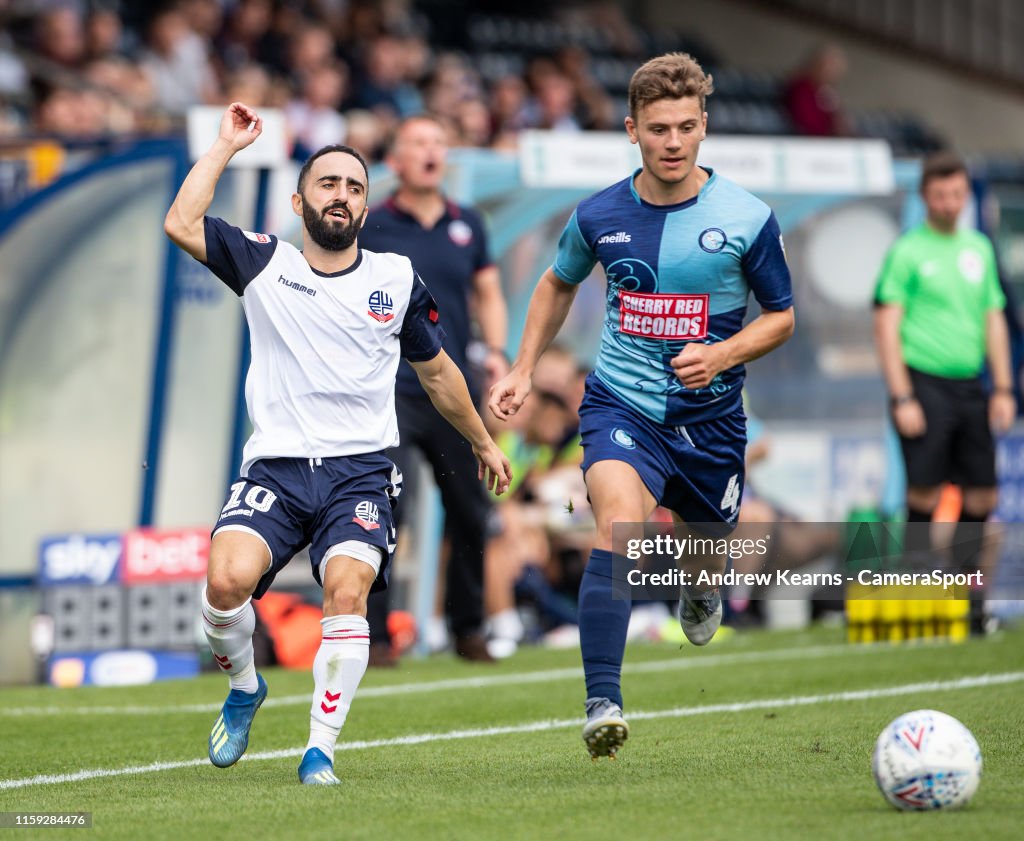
[201,588,258,694]
[488,607,525,642]
[306,614,370,762]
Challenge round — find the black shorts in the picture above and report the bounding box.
[213,454,401,598]
[898,368,996,488]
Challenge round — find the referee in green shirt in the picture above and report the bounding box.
[874,151,1015,609]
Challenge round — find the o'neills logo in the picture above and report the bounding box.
[278,275,316,296]
[598,231,631,244]
[619,292,708,340]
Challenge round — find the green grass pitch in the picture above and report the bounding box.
[1,626,1022,840]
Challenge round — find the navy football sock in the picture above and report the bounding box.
[579,549,631,709]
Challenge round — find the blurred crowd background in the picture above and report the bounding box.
[0,0,949,167]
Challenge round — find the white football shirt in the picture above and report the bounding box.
[201,217,444,476]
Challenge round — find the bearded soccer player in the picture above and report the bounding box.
[489,54,794,759]
[164,102,511,785]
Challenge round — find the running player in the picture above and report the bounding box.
[164,101,511,785]
[488,54,794,759]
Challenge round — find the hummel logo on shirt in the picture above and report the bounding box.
[278,275,316,296]
[598,232,631,244]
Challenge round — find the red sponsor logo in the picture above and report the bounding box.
[902,726,926,751]
[618,292,708,340]
[428,308,439,323]
[367,310,395,323]
[122,528,210,583]
[352,517,380,531]
[321,689,341,714]
[214,654,233,671]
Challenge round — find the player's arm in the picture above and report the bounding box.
[472,264,510,385]
[874,303,925,438]
[488,267,580,420]
[872,242,926,436]
[985,308,1016,432]
[672,307,795,390]
[163,102,262,262]
[410,349,513,495]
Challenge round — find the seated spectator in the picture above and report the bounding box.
[784,44,852,137]
[488,73,529,147]
[556,45,616,131]
[285,63,349,160]
[453,97,492,147]
[35,7,86,70]
[85,7,134,62]
[140,6,219,116]
[221,63,273,108]
[484,347,591,657]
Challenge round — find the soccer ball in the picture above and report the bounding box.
[872,709,982,811]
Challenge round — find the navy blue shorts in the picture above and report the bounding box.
[213,453,401,598]
[578,374,746,526]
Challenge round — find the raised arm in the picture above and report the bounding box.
[409,349,513,495]
[488,267,579,420]
[163,102,263,261]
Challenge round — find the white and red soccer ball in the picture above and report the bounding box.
[872,709,982,811]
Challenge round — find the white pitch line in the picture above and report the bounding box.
[0,642,884,718]
[1,670,1020,791]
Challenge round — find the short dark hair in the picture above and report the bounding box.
[920,150,968,192]
[297,144,369,193]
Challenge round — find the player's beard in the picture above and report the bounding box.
[302,197,361,251]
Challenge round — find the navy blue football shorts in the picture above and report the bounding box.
[213,453,401,598]
[578,373,747,527]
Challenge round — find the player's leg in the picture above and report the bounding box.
[662,409,748,645]
[299,549,378,785]
[203,529,272,768]
[579,459,658,759]
[419,406,494,660]
[952,382,1000,632]
[900,370,955,557]
[205,463,310,768]
[366,399,421,665]
[669,510,725,645]
[300,453,397,784]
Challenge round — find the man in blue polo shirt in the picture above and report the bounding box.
[361,114,509,663]
[490,53,794,759]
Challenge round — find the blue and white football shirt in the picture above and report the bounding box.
[553,168,792,425]
[201,217,444,475]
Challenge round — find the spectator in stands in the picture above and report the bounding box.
[85,7,133,62]
[342,108,386,162]
[454,97,493,147]
[526,71,581,132]
[179,0,225,43]
[347,34,408,120]
[784,44,851,137]
[140,6,219,116]
[35,7,86,70]
[488,73,530,146]
[216,0,274,73]
[287,22,337,84]
[422,52,483,126]
[221,63,273,108]
[286,63,349,160]
[556,45,617,131]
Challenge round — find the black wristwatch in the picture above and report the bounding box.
[890,394,915,409]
